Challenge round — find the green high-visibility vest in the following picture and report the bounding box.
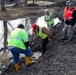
[45,13,54,26]
[8,28,29,50]
[37,26,48,39]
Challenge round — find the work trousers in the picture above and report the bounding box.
[42,37,48,55]
[62,24,74,41]
[8,47,32,64]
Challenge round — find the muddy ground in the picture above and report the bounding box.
[2,2,76,75]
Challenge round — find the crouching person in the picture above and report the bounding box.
[8,24,35,71]
[32,24,52,55]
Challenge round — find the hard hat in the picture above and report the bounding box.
[32,24,37,31]
[66,1,70,5]
[44,9,49,13]
[69,2,74,7]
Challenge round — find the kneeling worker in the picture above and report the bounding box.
[8,24,35,71]
[32,24,52,55]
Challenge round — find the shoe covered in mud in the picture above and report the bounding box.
[14,63,20,71]
[25,57,35,66]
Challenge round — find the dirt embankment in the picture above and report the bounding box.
[2,1,76,75]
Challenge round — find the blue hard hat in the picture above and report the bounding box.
[69,2,75,7]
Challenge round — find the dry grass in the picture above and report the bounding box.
[0,8,26,20]
[28,1,54,6]
[0,1,55,20]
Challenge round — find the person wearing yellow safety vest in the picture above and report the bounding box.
[44,9,54,31]
[8,24,35,71]
[32,24,52,55]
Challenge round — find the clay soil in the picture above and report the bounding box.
[2,1,76,75]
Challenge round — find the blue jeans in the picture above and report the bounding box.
[8,47,32,64]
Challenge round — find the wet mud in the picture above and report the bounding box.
[2,2,76,75]
[3,20,76,75]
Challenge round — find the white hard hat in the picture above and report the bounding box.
[44,9,49,13]
[66,1,70,5]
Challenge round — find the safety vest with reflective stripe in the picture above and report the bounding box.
[45,13,54,26]
[65,8,75,20]
[8,28,29,50]
[37,26,48,39]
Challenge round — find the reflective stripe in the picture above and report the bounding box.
[10,30,29,42]
[68,16,73,19]
[8,28,28,50]
[23,38,29,42]
[68,11,72,13]
[46,13,54,26]
[10,30,22,41]
[37,26,48,39]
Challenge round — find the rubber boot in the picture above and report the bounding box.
[14,63,20,71]
[25,57,35,66]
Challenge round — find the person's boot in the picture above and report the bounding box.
[25,57,35,66]
[14,63,20,71]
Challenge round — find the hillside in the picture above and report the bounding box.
[3,21,76,75]
[2,1,76,75]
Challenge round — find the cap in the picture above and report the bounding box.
[69,2,74,7]
[17,24,24,29]
[32,24,37,31]
[44,9,49,13]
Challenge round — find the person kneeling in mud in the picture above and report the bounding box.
[31,24,52,55]
[8,24,35,71]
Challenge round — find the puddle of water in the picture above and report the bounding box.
[31,51,42,60]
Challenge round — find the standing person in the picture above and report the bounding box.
[61,2,76,42]
[63,1,70,19]
[32,24,52,55]
[61,1,70,40]
[8,24,35,71]
[44,9,54,31]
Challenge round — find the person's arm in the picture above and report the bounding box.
[50,13,54,20]
[44,14,50,22]
[21,30,30,48]
[24,41,29,49]
[72,10,76,21]
[42,27,52,38]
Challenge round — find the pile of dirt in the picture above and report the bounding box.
[2,1,76,75]
[3,19,76,75]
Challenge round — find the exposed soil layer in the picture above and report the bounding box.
[2,2,76,75]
